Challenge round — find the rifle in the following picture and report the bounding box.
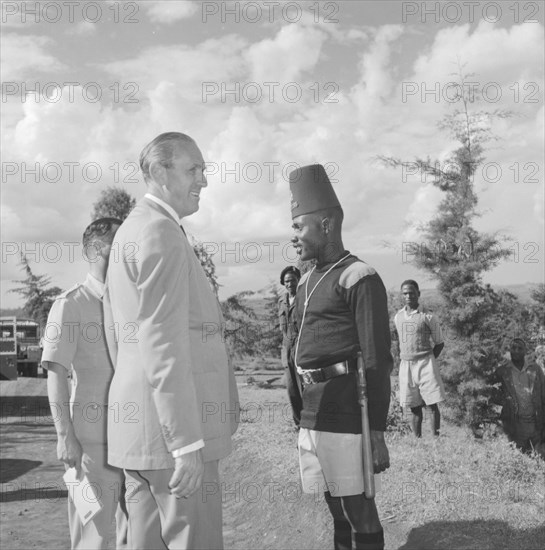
[356,351,375,499]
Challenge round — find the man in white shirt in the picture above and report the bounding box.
[42,218,127,549]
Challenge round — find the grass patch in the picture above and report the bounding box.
[222,386,545,550]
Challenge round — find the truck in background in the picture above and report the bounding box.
[0,317,42,380]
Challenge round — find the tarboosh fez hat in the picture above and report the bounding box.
[289,164,340,218]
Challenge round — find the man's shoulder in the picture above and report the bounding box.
[47,283,85,322]
[116,202,184,254]
[121,201,173,230]
[527,361,545,377]
[496,362,511,378]
[422,309,440,322]
[53,282,84,303]
[338,259,377,289]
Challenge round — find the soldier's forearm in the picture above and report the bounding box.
[45,362,74,437]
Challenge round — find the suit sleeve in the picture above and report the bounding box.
[102,285,118,369]
[135,220,203,452]
[346,274,392,431]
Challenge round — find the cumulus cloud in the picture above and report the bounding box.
[245,23,327,83]
[1,18,542,304]
[142,0,198,24]
[66,21,96,36]
[0,33,65,80]
[103,35,248,99]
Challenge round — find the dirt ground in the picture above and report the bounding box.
[2,379,544,550]
[0,379,396,550]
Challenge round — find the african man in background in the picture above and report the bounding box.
[394,279,446,438]
[278,265,303,428]
[497,338,545,458]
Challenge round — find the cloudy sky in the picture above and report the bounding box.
[1,0,544,307]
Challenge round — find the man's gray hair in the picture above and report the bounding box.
[139,132,195,182]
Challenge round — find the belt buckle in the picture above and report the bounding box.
[338,361,348,375]
[301,370,314,385]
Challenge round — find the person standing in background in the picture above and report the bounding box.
[497,338,545,458]
[42,218,127,549]
[278,265,303,428]
[394,280,446,438]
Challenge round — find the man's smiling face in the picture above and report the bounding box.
[291,213,324,262]
[164,142,208,218]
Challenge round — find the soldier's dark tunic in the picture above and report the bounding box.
[294,253,392,434]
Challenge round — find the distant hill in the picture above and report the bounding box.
[496,283,541,303]
[236,282,541,321]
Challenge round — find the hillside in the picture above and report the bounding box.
[235,282,541,315]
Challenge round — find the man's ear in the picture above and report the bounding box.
[99,240,112,260]
[83,241,100,262]
[321,217,330,234]
[149,160,166,185]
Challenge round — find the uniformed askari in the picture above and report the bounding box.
[289,165,393,550]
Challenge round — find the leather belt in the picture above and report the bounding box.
[516,414,536,423]
[298,359,356,385]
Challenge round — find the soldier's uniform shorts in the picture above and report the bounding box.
[399,354,446,407]
[298,428,380,497]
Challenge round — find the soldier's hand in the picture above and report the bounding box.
[370,430,390,473]
[58,431,83,478]
[169,449,204,499]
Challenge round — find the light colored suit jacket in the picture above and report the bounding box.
[105,197,238,470]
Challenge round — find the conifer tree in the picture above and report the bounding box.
[10,254,63,327]
[379,68,518,431]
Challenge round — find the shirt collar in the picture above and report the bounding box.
[510,360,528,373]
[85,272,105,300]
[404,305,423,316]
[144,193,181,224]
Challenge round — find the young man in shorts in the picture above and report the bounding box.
[394,280,446,437]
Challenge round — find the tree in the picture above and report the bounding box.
[261,282,283,358]
[10,254,63,327]
[529,283,545,334]
[220,291,259,359]
[387,288,404,375]
[379,67,519,431]
[91,187,136,221]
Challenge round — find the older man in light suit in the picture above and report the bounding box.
[105,132,239,549]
